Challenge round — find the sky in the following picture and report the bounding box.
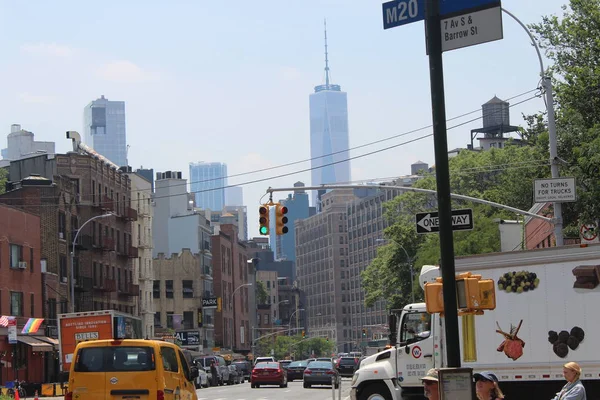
[0,0,568,237]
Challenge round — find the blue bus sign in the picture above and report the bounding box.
[383,0,501,30]
[382,0,425,29]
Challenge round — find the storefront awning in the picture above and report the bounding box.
[36,336,59,348]
[17,336,54,352]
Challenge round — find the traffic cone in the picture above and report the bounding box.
[14,388,20,400]
[35,390,39,400]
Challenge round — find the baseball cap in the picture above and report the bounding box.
[474,371,499,382]
[421,368,439,382]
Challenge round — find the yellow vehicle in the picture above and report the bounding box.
[65,339,199,400]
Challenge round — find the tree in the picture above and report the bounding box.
[0,167,6,195]
[362,144,548,310]
[256,281,268,304]
[530,0,600,224]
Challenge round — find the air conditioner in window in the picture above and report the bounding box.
[18,261,27,269]
[61,277,68,283]
[59,232,64,239]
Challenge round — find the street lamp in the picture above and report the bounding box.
[71,212,113,313]
[230,283,252,351]
[288,308,304,336]
[376,238,415,304]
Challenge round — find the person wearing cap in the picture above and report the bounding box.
[474,371,504,400]
[421,368,440,400]
[552,362,587,400]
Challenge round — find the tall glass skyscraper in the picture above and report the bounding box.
[309,22,351,208]
[83,95,128,167]
[189,162,227,211]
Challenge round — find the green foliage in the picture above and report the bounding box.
[362,144,548,310]
[256,281,268,304]
[530,0,600,225]
[254,335,334,360]
[0,167,7,195]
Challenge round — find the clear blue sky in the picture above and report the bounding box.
[0,0,567,236]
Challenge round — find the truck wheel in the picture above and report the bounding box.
[358,383,392,400]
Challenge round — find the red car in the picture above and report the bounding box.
[251,361,288,388]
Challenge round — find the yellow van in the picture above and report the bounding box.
[65,339,199,400]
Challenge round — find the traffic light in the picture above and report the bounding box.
[326,337,329,342]
[275,203,289,235]
[259,204,270,235]
[362,329,367,337]
[302,330,306,338]
[424,279,444,314]
[424,273,496,314]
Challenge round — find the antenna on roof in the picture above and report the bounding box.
[324,19,330,88]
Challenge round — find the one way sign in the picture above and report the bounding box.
[415,209,473,234]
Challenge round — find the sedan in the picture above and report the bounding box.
[287,360,309,382]
[251,362,288,388]
[335,357,359,377]
[303,361,340,389]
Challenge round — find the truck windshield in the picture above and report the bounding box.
[400,312,431,345]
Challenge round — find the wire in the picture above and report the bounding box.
[131,87,541,194]
[5,94,542,208]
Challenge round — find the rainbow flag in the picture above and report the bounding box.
[21,318,44,334]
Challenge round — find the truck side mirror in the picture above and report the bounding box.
[388,314,397,345]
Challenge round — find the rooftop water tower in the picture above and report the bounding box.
[470,96,522,151]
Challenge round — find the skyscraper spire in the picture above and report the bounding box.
[324,18,330,88]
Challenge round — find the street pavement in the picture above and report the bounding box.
[36,378,353,400]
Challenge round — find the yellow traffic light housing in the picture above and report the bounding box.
[302,330,306,338]
[424,280,444,314]
[259,204,270,236]
[477,279,496,310]
[275,203,289,235]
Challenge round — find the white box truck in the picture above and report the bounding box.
[351,244,600,400]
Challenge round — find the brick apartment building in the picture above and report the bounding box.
[0,204,45,385]
[212,224,250,353]
[7,152,138,315]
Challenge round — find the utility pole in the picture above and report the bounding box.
[425,0,461,368]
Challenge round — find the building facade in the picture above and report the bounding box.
[83,95,128,167]
[189,162,227,211]
[153,249,213,351]
[211,224,250,353]
[126,171,155,338]
[295,189,355,349]
[0,204,46,385]
[309,28,350,207]
[0,124,55,167]
[8,152,138,314]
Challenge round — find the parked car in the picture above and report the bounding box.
[195,368,209,389]
[251,361,288,388]
[228,364,243,384]
[335,356,359,377]
[193,355,229,386]
[286,360,309,382]
[232,360,252,382]
[303,360,340,389]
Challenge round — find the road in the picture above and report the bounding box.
[34,378,353,400]
[196,379,352,400]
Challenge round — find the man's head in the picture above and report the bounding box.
[421,368,439,400]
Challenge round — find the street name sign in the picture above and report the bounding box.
[534,177,576,203]
[416,208,474,234]
[440,5,503,52]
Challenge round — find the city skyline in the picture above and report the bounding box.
[0,0,565,236]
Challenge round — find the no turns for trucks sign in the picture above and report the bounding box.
[534,177,576,203]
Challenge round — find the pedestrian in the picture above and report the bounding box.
[421,368,440,400]
[210,360,218,386]
[474,371,504,400]
[552,362,587,400]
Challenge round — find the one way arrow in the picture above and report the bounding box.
[417,213,435,232]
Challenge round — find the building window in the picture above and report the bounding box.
[11,292,23,316]
[263,314,269,325]
[10,244,23,269]
[59,255,67,281]
[166,280,174,298]
[153,280,160,298]
[182,281,193,299]
[154,312,161,327]
[58,212,66,240]
[183,311,194,330]
[166,312,174,328]
[30,293,34,316]
[48,298,57,321]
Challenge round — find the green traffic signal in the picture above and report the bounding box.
[260,226,269,235]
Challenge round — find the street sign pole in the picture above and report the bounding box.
[425,0,461,368]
